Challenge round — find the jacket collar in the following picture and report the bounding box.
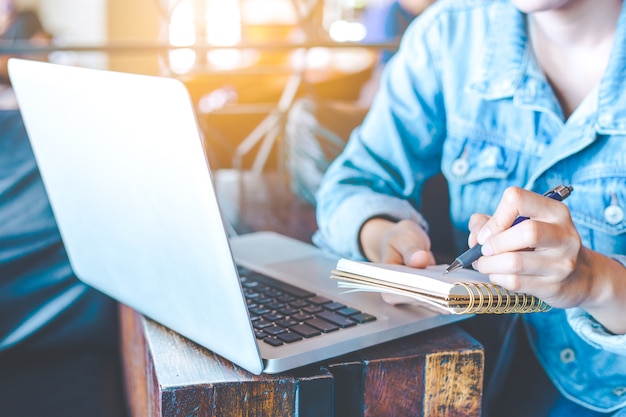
[466,2,530,100]
[467,0,626,134]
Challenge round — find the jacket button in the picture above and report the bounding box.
[451,158,469,177]
[613,387,626,397]
[604,204,624,225]
[559,348,575,364]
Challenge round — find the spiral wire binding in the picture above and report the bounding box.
[454,282,552,314]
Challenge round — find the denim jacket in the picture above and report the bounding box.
[314,0,626,412]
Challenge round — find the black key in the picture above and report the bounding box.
[323,302,347,311]
[252,319,273,329]
[264,326,286,336]
[289,323,322,338]
[263,312,284,322]
[316,310,357,328]
[305,318,339,333]
[249,307,271,316]
[265,302,286,310]
[279,307,300,316]
[263,337,283,347]
[337,307,361,316]
[351,313,377,324]
[308,296,332,305]
[277,332,303,343]
[244,291,261,299]
[292,312,313,321]
[249,273,315,298]
[264,288,283,297]
[276,319,298,328]
[303,305,324,314]
[290,300,310,308]
[254,330,267,339]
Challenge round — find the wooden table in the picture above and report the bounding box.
[120,170,484,417]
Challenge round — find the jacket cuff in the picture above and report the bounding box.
[566,255,626,356]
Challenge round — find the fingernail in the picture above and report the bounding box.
[477,227,492,245]
[481,243,493,256]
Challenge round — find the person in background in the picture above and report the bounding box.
[362,0,436,64]
[358,0,436,103]
[0,0,50,96]
[315,0,626,415]
[0,2,128,416]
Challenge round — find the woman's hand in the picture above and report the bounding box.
[360,218,435,266]
[469,186,626,334]
[359,218,435,304]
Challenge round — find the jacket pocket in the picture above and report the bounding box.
[569,167,626,255]
[442,135,519,183]
[441,135,520,227]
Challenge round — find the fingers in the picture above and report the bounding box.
[468,213,490,247]
[477,250,546,278]
[476,187,577,252]
[477,187,527,244]
[373,220,435,307]
[477,186,570,245]
[376,219,434,267]
[474,231,581,308]
[360,218,436,307]
[380,246,405,265]
[394,220,434,267]
[480,219,545,255]
[381,242,434,268]
[469,187,583,302]
[405,249,436,268]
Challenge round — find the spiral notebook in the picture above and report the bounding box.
[331,259,551,314]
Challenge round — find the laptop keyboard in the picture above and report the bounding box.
[238,266,377,347]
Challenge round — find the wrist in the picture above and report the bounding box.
[581,249,626,334]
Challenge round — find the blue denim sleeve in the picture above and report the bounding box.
[314,13,446,259]
[312,191,429,260]
[566,255,626,356]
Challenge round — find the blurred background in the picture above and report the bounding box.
[3,0,409,171]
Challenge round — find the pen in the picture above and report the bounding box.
[444,184,574,275]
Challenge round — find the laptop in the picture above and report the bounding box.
[8,58,466,375]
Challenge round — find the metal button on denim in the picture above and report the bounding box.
[604,204,625,225]
[560,348,576,364]
[451,158,469,177]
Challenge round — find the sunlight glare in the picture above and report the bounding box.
[206,0,243,69]
[168,1,197,73]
